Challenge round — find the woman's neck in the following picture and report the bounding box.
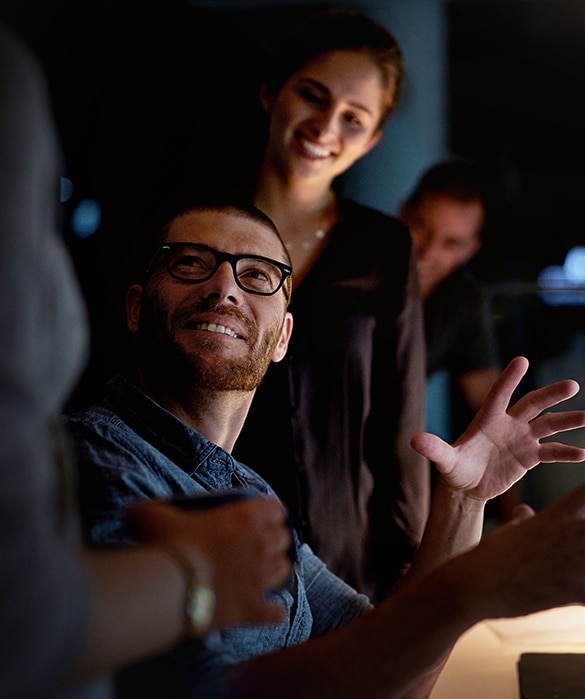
[254,169,338,289]
[254,156,332,221]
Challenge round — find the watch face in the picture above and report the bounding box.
[187,579,215,636]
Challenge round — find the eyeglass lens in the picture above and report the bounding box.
[166,245,286,295]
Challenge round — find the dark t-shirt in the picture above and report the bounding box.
[425,265,500,438]
[425,266,499,377]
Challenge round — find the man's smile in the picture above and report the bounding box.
[194,322,240,339]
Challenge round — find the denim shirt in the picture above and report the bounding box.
[67,374,372,697]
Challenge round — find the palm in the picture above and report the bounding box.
[411,356,585,501]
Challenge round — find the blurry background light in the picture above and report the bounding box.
[71,198,102,239]
[60,176,74,203]
[538,246,585,306]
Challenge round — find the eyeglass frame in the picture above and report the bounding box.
[146,242,293,302]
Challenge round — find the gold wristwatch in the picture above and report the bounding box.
[164,544,216,637]
[184,564,216,636]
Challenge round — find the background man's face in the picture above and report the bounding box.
[403,193,484,300]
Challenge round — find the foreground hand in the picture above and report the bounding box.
[410,356,585,501]
[128,495,294,630]
[449,481,585,620]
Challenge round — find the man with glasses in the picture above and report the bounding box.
[68,199,585,699]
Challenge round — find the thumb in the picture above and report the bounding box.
[410,432,454,472]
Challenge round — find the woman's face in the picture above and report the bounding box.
[262,50,385,184]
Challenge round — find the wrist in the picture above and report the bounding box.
[158,544,216,638]
[433,478,486,514]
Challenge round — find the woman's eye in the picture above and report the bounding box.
[299,87,324,104]
[345,113,364,129]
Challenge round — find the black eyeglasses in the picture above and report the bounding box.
[147,243,292,300]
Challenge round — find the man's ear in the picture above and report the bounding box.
[259,83,275,113]
[125,284,144,334]
[272,312,294,364]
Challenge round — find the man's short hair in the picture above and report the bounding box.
[132,196,291,286]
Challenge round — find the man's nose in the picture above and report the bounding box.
[201,261,241,302]
[416,236,438,260]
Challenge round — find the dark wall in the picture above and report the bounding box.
[6,0,583,285]
[448,0,585,282]
[3,0,585,407]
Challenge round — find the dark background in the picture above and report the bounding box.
[449,0,585,279]
[2,0,585,413]
[3,0,585,509]
[3,1,585,275]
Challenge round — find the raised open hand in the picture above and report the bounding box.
[410,356,585,502]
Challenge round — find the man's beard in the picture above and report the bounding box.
[137,297,283,393]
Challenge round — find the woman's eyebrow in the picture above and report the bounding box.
[296,77,374,117]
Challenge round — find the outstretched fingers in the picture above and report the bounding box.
[479,356,530,416]
[523,399,585,466]
[535,441,585,464]
[508,378,581,423]
[529,408,585,441]
[410,357,585,500]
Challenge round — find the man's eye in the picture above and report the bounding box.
[241,267,271,282]
[173,255,209,274]
[177,255,202,267]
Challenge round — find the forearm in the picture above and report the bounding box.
[226,564,476,699]
[400,479,485,584]
[70,546,186,682]
[72,495,294,684]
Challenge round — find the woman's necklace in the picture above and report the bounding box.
[279,190,336,254]
[285,227,327,251]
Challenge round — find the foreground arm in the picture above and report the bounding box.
[70,497,292,683]
[220,479,585,699]
[165,358,585,699]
